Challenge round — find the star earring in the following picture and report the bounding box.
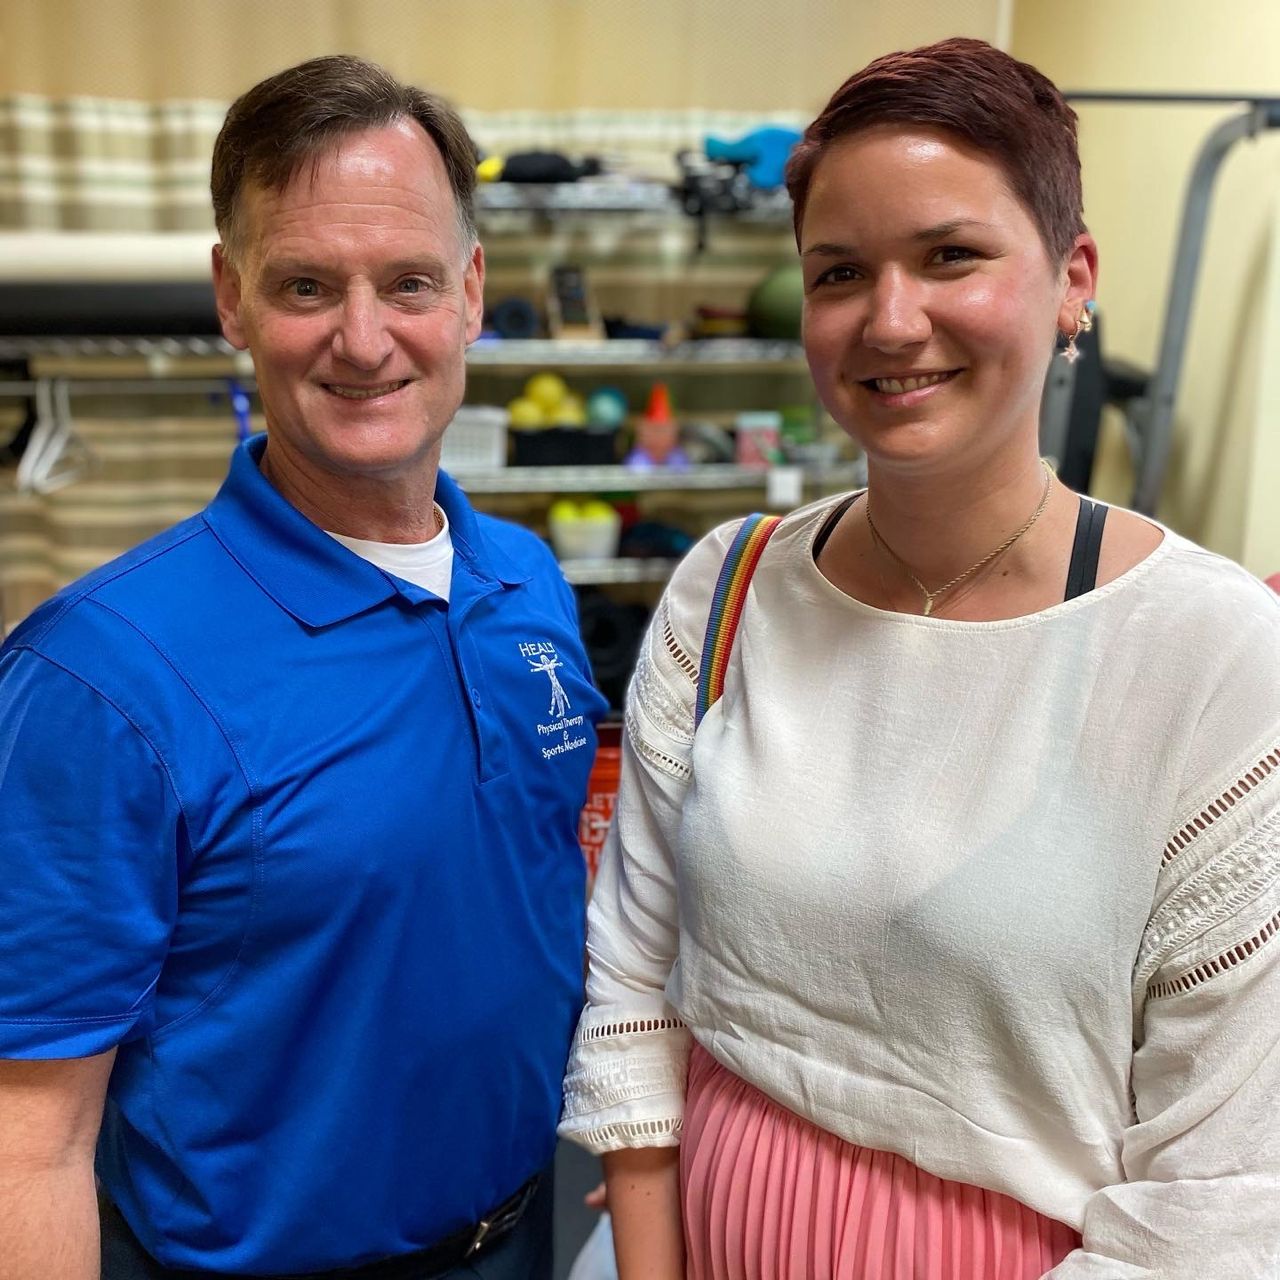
[1061,299,1096,364]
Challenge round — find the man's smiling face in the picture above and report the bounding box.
[213,118,484,490]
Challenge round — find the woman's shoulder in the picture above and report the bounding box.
[1146,527,1280,634]
[660,493,852,650]
[1141,531,1280,776]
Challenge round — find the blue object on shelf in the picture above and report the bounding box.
[704,127,803,190]
[226,378,253,443]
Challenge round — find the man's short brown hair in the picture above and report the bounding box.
[211,55,479,264]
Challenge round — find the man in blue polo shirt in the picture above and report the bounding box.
[0,56,607,1279]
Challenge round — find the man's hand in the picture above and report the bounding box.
[0,1051,116,1280]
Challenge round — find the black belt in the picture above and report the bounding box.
[101,1173,541,1280]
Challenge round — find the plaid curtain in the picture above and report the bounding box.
[0,95,809,231]
[0,96,226,231]
[0,412,240,632]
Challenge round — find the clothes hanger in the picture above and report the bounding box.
[15,377,97,494]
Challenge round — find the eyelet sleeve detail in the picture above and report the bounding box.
[1057,739,1280,1276]
[560,528,740,1155]
[1161,746,1280,866]
[1147,909,1280,1000]
[660,597,700,685]
[1138,745,1280,999]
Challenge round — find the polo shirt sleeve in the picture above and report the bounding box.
[0,649,180,1058]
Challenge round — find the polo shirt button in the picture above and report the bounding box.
[470,687,482,706]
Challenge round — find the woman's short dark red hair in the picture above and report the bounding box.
[785,37,1085,263]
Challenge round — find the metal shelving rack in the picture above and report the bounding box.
[475,180,793,222]
[467,337,806,372]
[0,335,806,371]
[557,558,679,587]
[454,462,857,495]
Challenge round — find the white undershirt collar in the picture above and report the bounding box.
[325,506,454,601]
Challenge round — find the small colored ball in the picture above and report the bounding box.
[524,371,571,414]
[586,387,629,427]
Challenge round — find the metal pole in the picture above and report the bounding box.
[1132,104,1280,513]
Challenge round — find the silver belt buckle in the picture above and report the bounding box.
[466,1216,492,1258]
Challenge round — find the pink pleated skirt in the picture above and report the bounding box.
[680,1043,1080,1280]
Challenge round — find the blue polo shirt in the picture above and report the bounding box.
[0,436,607,1273]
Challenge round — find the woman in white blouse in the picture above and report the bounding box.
[560,37,1280,1280]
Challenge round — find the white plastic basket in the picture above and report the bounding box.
[441,405,508,473]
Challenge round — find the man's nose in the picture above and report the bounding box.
[861,269,931,353]
[332,290,393,370]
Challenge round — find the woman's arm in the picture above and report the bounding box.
[560,529,741,1257]
[604,1148,684,1280]
[1048,733,1280,1278]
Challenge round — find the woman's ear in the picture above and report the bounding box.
[1058,233,1099,335]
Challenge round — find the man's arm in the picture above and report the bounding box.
[0,1051,116,1280]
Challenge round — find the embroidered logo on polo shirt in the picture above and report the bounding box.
[519,640,588,761]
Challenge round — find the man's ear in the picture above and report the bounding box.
[463,241,485,345]
[212,244,249,350]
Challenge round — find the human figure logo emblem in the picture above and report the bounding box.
[528,653,572,718]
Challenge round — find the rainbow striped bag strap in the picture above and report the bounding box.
[695,513,784,728]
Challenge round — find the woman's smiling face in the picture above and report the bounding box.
[799,124,1094,476]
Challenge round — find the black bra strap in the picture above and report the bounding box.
[814,492,1109,602]
[1064,497,1108,600]
[812,493,860,560]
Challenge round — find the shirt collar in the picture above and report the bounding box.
[204,435,529,628]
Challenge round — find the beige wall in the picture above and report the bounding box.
[15,0,1276,562]
[0,0,1000,111]
[1012,0,1280,570]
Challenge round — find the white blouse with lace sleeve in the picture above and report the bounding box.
[558,525,736,1153]
[559,497,1280,1274]
[1049,660,1280,1275]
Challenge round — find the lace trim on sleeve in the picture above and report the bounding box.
[660,597,699,685]
[564,1046,689,1112]
[1163,746,1280,866]
[1148,909,1280,1000]
[1140,748,1280,998]
[625,707,692,782]
[560,1016,691,1152]
[620,593,699,783]
[581,1117,683,1147]
[631,645,695,749]
[578,1016,686,1041]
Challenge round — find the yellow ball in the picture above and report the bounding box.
[507,396,545,428]
[525,371,571,415]
[557,394,587,426]
[548,499,581,523]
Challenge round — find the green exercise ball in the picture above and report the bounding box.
[747,264,804,341]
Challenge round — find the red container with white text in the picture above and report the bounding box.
[578,721,622,884]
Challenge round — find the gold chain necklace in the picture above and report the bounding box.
[865,459,1054,617]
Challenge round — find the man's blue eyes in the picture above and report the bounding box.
[286,278,429,297]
